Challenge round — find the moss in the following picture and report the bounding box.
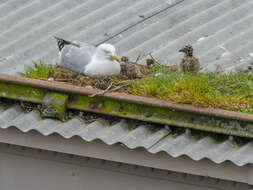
[190,129,228,143]
[73,94,253,137]
[42,92,68,120]
[0,82,45,103]
[20,60,54,79]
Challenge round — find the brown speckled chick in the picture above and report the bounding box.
[179,45,200,73]
[120,56,152,79]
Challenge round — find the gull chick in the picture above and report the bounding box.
[179,44,200,73]
[55,37,121,76]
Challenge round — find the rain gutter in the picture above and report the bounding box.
[0,74,252,138]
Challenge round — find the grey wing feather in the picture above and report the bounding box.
[60,42,96,74]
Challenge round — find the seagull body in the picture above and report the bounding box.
[55,37,121,76]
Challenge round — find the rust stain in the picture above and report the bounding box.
[88,101,103,112]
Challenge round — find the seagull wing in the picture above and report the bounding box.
[60,41,96,74]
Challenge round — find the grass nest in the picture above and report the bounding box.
[53,66,130,91]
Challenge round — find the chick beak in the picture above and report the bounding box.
[112,55,121,62]
[179,48,186,53]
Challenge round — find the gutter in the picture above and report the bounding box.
[0,74,252,138]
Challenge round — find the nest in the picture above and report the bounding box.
[52,56,156,92]
[52,56,179,93]
[53,66,132,92]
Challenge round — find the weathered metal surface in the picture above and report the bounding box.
[0,81,45,103]
[0,80,68,120]
[68,95,253,138]
[0,74,252,138]
[42,92,68,120]
[0,74,252,121]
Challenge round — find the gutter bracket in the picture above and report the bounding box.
[41,92,68,121]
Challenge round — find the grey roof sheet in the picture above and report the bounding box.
[0,0,253,166]
[0,0,253,75]
[1,105,253,167]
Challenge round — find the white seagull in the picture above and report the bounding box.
[54,37,121,76]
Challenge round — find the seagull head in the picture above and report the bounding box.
[96,43,121,62]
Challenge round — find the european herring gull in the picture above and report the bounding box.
[55,37,121,76]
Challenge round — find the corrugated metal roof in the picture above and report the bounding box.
[0,0,253,75]
[0,0,253,166]
[1,104,253,167]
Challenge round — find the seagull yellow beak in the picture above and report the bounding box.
[112,55,121,62]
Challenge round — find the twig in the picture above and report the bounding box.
[39,78,49,81]
[107,83,130,93]
[89,82,113,97]
[148,53,160,65]
[84,118,106,126]
[115,80,132,84]
[102,82,113,94]
[134,54,142,64]
[85,118,102,123]
[54,78,72,82]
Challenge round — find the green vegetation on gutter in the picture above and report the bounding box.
[0,73,252,138]
[0,81,45,103]
[68,95,253,138]
[20,61,54,79]
[129,64,253,114]
[21,62,253,114]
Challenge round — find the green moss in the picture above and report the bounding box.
[73,94,253,137]
[20,60,54,79]
[42,92,68,120]
[0,82,45,103]
[52,93,68,119]
[128,64,253,114]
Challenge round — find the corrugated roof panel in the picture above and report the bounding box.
[1,105,253,166]
[0,0,33,18]
[0,0,253,166]
[1,0,252,75]
[122,0,253,68]
[116,0,224,59]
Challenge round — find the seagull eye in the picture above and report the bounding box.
[103,50,110,54]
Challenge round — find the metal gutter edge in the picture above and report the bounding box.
[0,74,252,138]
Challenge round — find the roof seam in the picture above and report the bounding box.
[147,130,171,150]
